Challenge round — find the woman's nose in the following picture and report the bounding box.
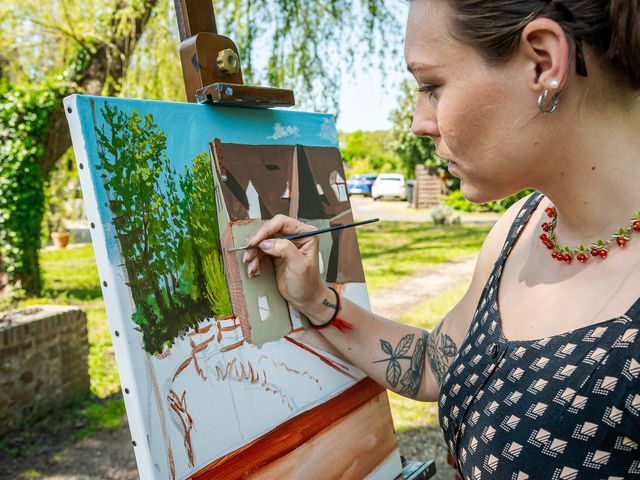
[411,98,439,138]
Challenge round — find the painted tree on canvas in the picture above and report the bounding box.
[179,153,232,316]
[95,103,231,353]
[95,104,168,310]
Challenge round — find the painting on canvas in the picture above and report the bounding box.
[65,95,402,480]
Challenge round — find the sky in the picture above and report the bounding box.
[334,2,411,133]
[336,60,411,133]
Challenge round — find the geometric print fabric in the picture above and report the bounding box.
[439,193,640,479]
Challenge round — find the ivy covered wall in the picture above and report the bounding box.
[0,81,67,293]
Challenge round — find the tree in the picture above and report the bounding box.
[95,103,231,352]
[180,153,232,316]
[0,0,160,178]
[340,130,400,174]
[1,0,404,171]
[0,0,159,293]
[158,156,187,305]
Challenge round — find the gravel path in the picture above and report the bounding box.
[2,257,477,479]
[370,254,477,322]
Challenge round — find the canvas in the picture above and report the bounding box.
[64,95,402,480]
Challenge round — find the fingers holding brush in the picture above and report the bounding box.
[248,214,317,248]
[242,248,262,278]
[238,216,379,309]
[242,215,316,277]
[241,215,324,307]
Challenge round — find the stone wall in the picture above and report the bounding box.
[0,305,90,433]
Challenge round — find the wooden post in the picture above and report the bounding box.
[414,165,442,209]
[174,0,217,40]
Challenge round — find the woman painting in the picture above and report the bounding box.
[243,1,640,477]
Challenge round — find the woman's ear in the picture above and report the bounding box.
[519,18,571,92]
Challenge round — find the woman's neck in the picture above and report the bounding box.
[537,99,640,246]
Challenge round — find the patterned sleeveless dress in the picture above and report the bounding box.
[439,192,640,479]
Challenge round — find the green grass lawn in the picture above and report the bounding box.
[357,222,490,293]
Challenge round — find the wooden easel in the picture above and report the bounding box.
[173,1,436,478]
[174,0,295,107]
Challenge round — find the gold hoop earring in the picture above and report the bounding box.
[537,89,560,114]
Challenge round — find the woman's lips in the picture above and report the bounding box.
[436,150,460,175]
[448,160,460,176]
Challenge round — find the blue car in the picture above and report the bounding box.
[347,174,377,197]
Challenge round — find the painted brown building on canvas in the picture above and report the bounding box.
[209,140,366,345]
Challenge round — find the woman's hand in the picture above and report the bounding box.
[242,214,330,315]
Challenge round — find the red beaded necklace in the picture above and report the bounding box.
[540,207,640,264]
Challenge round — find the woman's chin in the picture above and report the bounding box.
[461,182,523,205]
[459,182,494,205]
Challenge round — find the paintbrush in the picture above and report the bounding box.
[227,218,380,253]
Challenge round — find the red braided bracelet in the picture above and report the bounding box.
[311,286,353,333]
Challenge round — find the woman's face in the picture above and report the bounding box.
[405,1,547,203]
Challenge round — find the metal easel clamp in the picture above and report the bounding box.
[396,459,437,480]
[174,0,295,107]
[177,31,245,100]
[196,83,296,107]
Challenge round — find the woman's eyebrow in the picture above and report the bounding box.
[406,61,442,74]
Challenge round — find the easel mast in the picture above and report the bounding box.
[174,0,295,107]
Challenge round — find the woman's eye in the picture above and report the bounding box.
[417,84,439,100]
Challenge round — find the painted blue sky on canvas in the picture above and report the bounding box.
[70,95,340,264]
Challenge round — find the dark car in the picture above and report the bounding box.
[347,174,377,197]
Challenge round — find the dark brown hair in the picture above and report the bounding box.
[445,0,640,89]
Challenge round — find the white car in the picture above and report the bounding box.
[371,173,407,201]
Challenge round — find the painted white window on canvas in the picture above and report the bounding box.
[281,181,291,199]
[330,171,348,202]
[258,295,271,321]
[246,180,261,218]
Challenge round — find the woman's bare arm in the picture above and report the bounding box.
[301,289,453,401]
[245,198,528,402]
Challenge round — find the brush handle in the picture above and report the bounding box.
[283,218,379,241]
[227,218,379,253]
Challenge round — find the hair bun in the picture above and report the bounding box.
[607,0,640,88]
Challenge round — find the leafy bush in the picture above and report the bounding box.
[443,190,488,212]
[430,204,460,225]
[0,80,67,293]
[0,281,26,312]
[45,153,82,238]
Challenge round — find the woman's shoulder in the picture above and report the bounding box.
[473,192,545,280]
[445,193,546,343]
